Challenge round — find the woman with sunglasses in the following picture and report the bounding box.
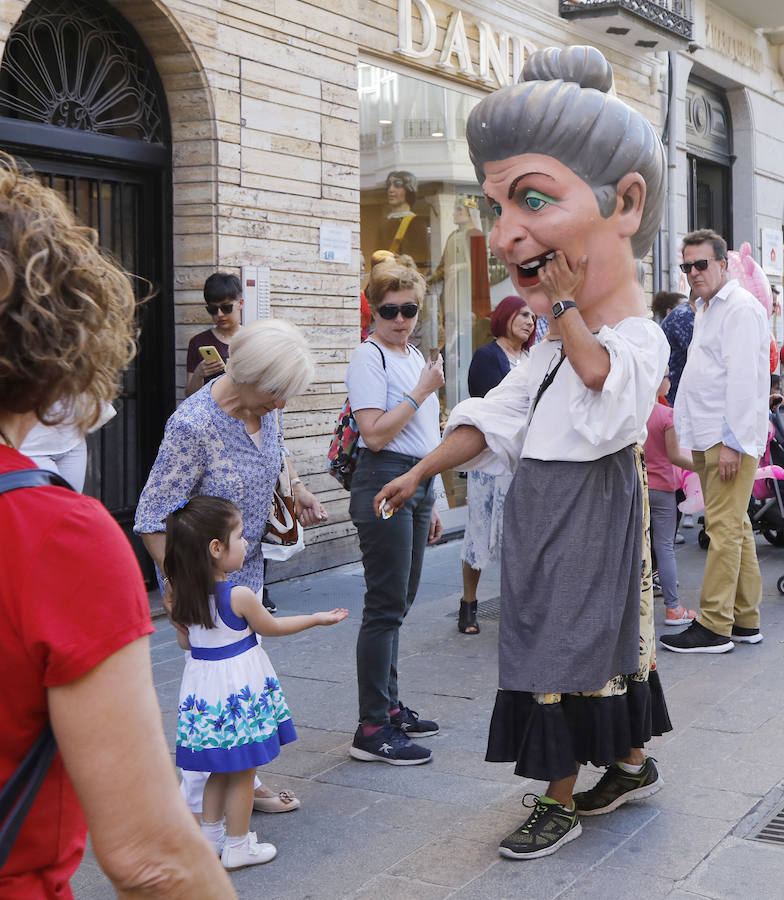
[185,273,244,397]
[346,257,445,766]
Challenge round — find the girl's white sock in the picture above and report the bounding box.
[201,818,226,852]
[224,833,248,849]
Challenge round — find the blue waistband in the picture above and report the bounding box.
[191,633,258,660]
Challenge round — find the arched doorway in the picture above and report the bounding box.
[0,0,173,583]
[685,77,733,244]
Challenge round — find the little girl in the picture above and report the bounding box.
[644,375,698,626]
[165,495,348,871]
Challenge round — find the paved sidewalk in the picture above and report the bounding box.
[74,527,784,898]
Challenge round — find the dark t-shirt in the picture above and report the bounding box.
[186,329,229,382]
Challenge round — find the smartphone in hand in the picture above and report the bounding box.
[199,346,226,369]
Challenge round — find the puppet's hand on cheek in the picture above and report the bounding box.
[539,251,587,304]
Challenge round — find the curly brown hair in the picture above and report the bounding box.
[0,153,137,430]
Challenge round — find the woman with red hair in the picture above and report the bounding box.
[458,297,536,634]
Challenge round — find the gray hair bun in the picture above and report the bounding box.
[522,46,613,94]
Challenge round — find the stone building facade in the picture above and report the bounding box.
[0,0,782,580]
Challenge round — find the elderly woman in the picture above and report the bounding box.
[135,317,325,817]
[346,259,445,766]
[459,296,536,634]
[376,45,672,859]
[0,155,233,897]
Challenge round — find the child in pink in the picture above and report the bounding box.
[645,376,698,625]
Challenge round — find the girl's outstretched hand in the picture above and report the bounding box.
[313,608,349,626]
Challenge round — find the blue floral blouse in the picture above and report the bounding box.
[134,380,282,592]
[661,302,695,405]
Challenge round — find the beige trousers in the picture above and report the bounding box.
[691,443,762,636]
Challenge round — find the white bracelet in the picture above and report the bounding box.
[290,477,303,489]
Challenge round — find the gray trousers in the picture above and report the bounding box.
[649,488,678,609]
[350,449,434,725]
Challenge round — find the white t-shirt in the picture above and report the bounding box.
[444,316,668,473]
[346,340,441,459]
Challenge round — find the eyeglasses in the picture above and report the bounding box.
[377,302,419,320]
[206,302,235,316]
[679,258,721,274]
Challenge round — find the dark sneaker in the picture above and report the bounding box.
[390,704,439,738]
[499,794,581,860]
[574,757,663,816]
[262,589,277,614]
[731,625,763,644]
[349,724,432,766]
[659,619,733,653]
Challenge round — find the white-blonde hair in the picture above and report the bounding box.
[226,318,314,399]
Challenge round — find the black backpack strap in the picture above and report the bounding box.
[0,725,57,868]
[0,469,73,495]
[365,340,386,369]
[0,467,72,867]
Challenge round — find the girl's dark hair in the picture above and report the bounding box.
[164,495,242,629]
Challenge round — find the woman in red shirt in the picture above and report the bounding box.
[0,154,233,899]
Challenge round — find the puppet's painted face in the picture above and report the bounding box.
[483,154,624,316]
[386,178,408,208]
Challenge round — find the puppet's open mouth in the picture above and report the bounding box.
[516,251,555,286]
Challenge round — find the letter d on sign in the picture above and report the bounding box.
[397,0,437,59]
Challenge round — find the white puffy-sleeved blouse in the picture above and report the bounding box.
[444,316,669,474]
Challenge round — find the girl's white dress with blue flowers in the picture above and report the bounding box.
[176,581,296,772]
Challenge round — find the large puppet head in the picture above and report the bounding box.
[466,46,665,315]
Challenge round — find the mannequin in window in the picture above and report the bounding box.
[429,195,491,354]
[376,171,430,273]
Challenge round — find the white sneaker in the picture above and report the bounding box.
[681,514,694,528]
[674,532,686,544]
[221,832,277,870]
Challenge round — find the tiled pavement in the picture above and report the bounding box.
[74,526,784,898]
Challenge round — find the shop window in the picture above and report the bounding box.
[359,63,510,508]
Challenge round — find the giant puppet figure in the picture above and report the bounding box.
[375,46,672,859]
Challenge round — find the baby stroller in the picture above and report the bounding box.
[697,408,784,575]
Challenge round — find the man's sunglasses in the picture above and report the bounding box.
[679,258,722,274]
[206,302,235,315]
[377,302,419,320]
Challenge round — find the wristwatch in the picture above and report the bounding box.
[552,300,578,319]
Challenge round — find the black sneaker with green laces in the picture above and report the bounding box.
[499,794,582,860]
[573,757,663,816]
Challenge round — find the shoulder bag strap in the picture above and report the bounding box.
[365,340,386,369]
[529,354,566,420]
[0,469,72,494]
[0,468,73,868]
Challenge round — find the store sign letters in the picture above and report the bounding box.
[396,0,535,87]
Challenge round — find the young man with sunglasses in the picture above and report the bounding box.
[185,273,244,398]
[662,229,769,654]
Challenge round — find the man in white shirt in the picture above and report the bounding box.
[662,229,769,654]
